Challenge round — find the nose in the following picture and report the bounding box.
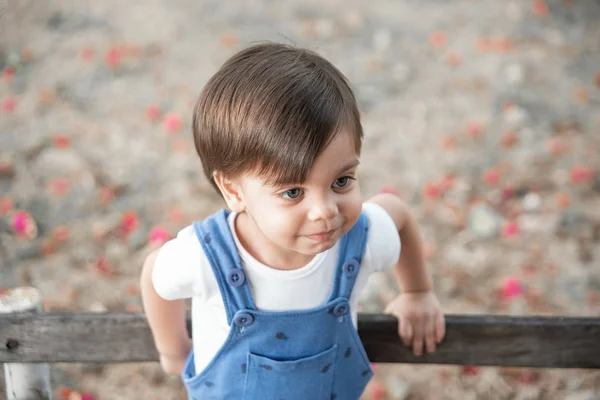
[307,194,339,222]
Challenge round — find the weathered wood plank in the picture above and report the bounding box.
[1,287,51,400]
[358,314,600,369]
[1,313,599,368]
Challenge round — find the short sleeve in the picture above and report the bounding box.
[152,225,205,300]
[362,202,401,273]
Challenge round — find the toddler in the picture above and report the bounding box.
[140,42,445,400]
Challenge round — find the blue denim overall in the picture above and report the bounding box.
[182,209,373,400]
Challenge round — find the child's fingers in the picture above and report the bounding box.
[399,318,413,347]
[436,312,446,343]
[411,321,424,357]
[425,316,436,353]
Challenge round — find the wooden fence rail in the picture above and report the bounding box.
[2,312,600,368]
[1,286,600,399]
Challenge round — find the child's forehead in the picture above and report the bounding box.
[237,129,361,188]
[246,156,360,188]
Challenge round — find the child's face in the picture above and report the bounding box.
[231,131,362,267]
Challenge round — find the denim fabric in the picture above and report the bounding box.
[182,209,373,400]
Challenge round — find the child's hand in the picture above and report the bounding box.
[384,291,445,357]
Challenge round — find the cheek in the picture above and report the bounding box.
[340,190,362,227]
[257,204,301,239]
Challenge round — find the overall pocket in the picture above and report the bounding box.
[243,344,338,400]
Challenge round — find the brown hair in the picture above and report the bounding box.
[192,42,363,194]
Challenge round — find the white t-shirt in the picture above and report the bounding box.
[152,202,401,374]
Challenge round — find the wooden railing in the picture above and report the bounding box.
[2,288,600,399]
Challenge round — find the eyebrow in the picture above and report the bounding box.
[337,159,360,175]
[271,159,361,190]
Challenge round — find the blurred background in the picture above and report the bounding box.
[1,0,599,399]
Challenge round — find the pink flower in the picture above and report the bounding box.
[423,182,441,200]
[429,31,447,49]
[370,362,378,373]
[11,210,37,239]
[371,382,386,400]
[148,226,171,245]
[532,0,549,16]
[465,121,484,139]
[483,168,501,186]
[1,96,17,113]
[439,173,456,192]
[463,365,480,376]
[104,47,122,68]
[98,187,115,204]
[47,178,70,196]
[52,226,70,243]
[501,185,514,201]
[145,104,161,122]
[569,166,595,184]
[0,197,14,216]
[80,47,95,62]
[168,207,185,224]
[501,221,519,237]
[126,283,139,296]
[162,112,183,133]
[491,36,512,53]
[440,135,458,150]
[95,257,114,277]
[52,135,71,149]
[500,131,518,148]
[120,211,139,236]
[500,277,522,299]
[546,137,569,156]
[2,67,15,83]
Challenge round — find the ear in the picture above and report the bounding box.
[212,171,246,213]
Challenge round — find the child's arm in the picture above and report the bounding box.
[366,193,446,357]
[140,249,192,375]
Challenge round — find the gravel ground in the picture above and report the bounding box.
[1,0,600,399]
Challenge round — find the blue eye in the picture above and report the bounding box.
[279,188,303,199]
[333,176,355,189]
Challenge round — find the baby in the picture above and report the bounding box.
[140,42,445,400]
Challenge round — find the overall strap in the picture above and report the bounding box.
[192,209,256,326]
[329,211,370,301]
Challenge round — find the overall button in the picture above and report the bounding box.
[333,303,349,317]
[233,312,254,327]
[227,268,245,287]
[343,259,359,277]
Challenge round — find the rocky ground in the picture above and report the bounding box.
[1,0,600,399]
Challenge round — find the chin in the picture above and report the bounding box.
[307,239,337,253]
